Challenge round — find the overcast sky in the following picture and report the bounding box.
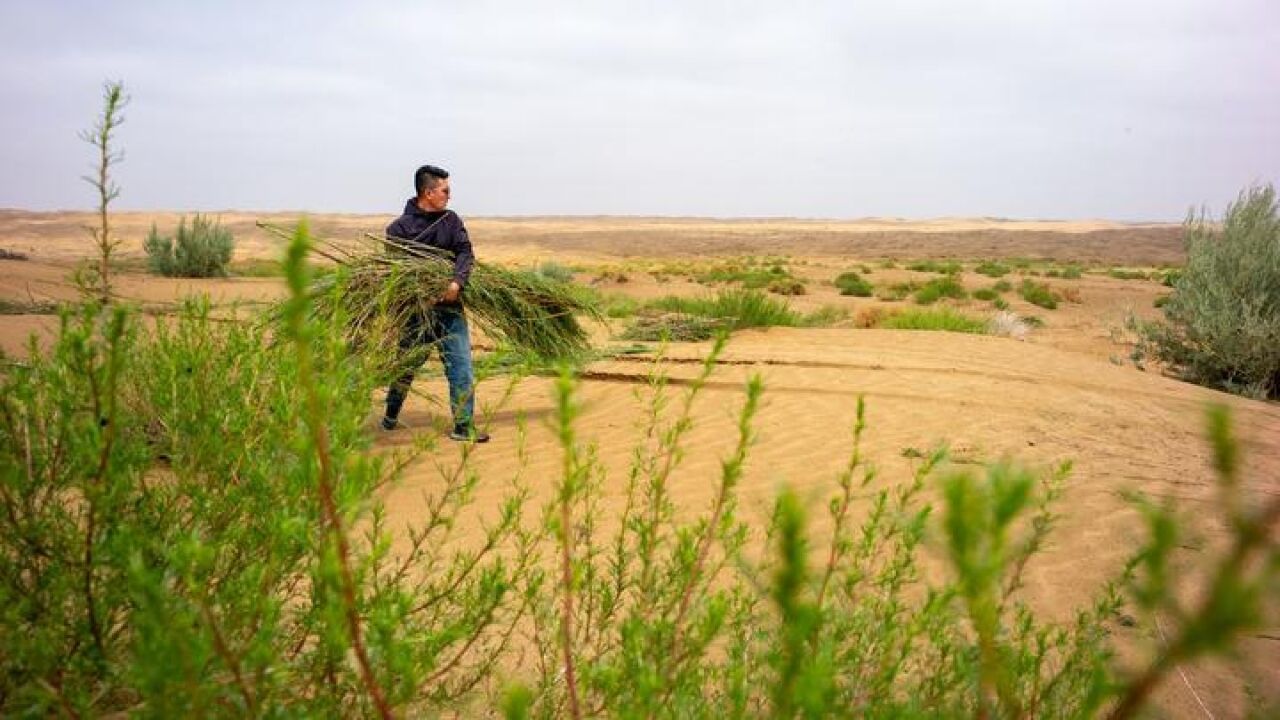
[1,1,1276,219]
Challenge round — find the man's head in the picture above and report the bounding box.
[414,164,451,211]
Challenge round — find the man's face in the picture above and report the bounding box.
[420,178,451,211]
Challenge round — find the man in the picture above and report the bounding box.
[381,164,489,443]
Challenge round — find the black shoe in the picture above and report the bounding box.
[380,416,405,431]
[449,425,490,443]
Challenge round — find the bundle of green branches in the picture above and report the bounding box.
[259,222,599,373]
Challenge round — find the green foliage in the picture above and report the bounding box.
[1140,184,1280,397]
[914,276,969,305]
[907,259,963,274]
[834,271,874,297]
[973,288,1000,301]
[536,261,576,283]
[993,279,1013,293]
[648,288,801,329]
[974,261,1010,278]
[79,80,127,303]
[0,226,529,716]
[143,214,236,278]
[1019,279,1060,310]
[695,259,795,289]
[876,307,989,333]
[767,277,807,296]
[1061,265,1084,279]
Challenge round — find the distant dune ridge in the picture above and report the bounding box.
[0,210,1185,265]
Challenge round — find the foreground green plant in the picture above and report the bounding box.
[506,355,1278,718]
[1140,184,1280,398]
[0,224,530,716]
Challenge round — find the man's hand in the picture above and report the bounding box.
[441,280,462,303]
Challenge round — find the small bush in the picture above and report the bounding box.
[907,259,962,274]
[143,214,235,278]
[876,307,987,333]
[914,276,968,305]
[988,310,1030,339]
[992,280,1013,293]
[1019,280,1059,310]
[767,278,807,296]
[1141,184,1280,397]
[973,261,1010,277]
[1022,314,1045,328]
[648,288,800,329]
[834,271,874,297]
[993,297,1010,311]
[536,261,576,283]
[1061,265,1084,279]
[972,288,999,302]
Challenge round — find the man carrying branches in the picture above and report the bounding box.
[381,164,489,443]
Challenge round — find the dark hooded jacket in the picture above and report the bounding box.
[385,199,475,304]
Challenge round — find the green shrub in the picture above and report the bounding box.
[767,278,806,296]
[834,271,874,297]
[536,261,576,283]
[1140,184,1280,397]
[1061,265,1084,279]
[143,214,235,277]
[993,279,1013,293]
[972,288,999,302]
[973,261,1010,278]
[697,261,794,289]
[876,307,988,333]
[649,288,800,329]
[1018,280,1059,309]
[0,227,527,716]
[914,276,968,305]
[907,259,962,274]
[993,297,1010,310]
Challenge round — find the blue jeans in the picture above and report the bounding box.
[385,306,475,428]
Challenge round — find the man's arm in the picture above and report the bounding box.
[442,216,474,302]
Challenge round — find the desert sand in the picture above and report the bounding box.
[1,211,1275,717]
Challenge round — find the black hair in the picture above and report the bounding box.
[414,164,450,196]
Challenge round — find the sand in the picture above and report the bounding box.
[1,210,1275,717]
